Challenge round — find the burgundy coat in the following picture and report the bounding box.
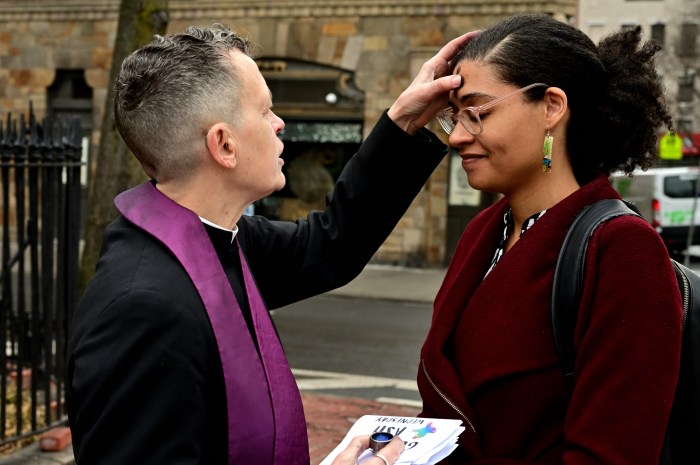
[418,176,683,464]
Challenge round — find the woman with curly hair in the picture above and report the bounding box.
[419,13,681,464]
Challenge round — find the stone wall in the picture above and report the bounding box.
[0,0,577,266]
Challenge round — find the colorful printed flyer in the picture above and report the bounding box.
[320,415,464,465]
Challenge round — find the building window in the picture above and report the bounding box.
[679,22,698,57]
[677,117,694,134]
[678,71,696,102]
[47,69,93,130]
[621,23,638,32]
[651,22,665,48]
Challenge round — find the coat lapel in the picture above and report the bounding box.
[420,177,619,459]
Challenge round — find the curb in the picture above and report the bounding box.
[326,264,445,303]
[0,442,74,465]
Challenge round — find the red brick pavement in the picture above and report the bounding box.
[302,393,421,465]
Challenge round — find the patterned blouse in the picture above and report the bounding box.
[484,208,547,278]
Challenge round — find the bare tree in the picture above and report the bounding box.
[79,0,169,294]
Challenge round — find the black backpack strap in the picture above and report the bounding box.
[552,199,640,381]
[665,259,700,463]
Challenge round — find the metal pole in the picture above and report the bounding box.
[0,112,12,440]
[40,116,55,424]
[64,117,81,344]
[28,104,42,430]
[12,113,27,436]
[53,120,66,420]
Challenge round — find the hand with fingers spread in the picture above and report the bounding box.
[329,434,404,465]
[387,31,479,135]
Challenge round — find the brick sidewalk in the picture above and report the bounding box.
[302,393,421,465]
[0,393,421,465]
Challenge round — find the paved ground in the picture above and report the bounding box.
[0,264,446,465]
[326,264,444,303]
[300,264,444,464]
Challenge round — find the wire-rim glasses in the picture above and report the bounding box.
[435,82,548,135]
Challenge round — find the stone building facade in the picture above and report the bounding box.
[578,0,699,143]
[0,0,577,266]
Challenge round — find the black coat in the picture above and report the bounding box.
[67,113,447,465]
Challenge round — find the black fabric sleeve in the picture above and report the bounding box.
[68,290,217,465]
[238,111,448,309]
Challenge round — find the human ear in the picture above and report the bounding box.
[205,123,237,169]
[543,87,568,128]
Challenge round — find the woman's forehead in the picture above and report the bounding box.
[450,62,505,103]
[452,60,496,83]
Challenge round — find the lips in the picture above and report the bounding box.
[460,154,486,169]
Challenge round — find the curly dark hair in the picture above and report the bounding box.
[452,13,674,185]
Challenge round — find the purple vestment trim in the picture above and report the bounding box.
[115,182,309,465]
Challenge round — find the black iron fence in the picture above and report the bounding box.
[0,104,82,445]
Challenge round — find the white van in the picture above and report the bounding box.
[609,167,700,256]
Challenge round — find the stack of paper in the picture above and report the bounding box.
[320,415,464,465]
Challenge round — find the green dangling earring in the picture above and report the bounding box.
[542,128,553,173]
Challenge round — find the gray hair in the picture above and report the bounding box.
[114,24,254,182]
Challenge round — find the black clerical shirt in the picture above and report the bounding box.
[203,222,261,352]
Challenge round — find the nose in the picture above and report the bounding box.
[448,121,476,147]
[272,110,285,134]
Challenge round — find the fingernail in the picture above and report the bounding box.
[451,75,462,87]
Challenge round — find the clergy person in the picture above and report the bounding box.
[67,23,472,465]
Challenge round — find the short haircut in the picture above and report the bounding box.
[114,24,254,182]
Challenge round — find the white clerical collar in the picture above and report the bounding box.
[199,217,239,243]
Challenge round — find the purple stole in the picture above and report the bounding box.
[115,182,309,465]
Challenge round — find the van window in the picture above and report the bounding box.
[664,174,700,198]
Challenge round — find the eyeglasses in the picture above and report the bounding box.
[435,83,548,135]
